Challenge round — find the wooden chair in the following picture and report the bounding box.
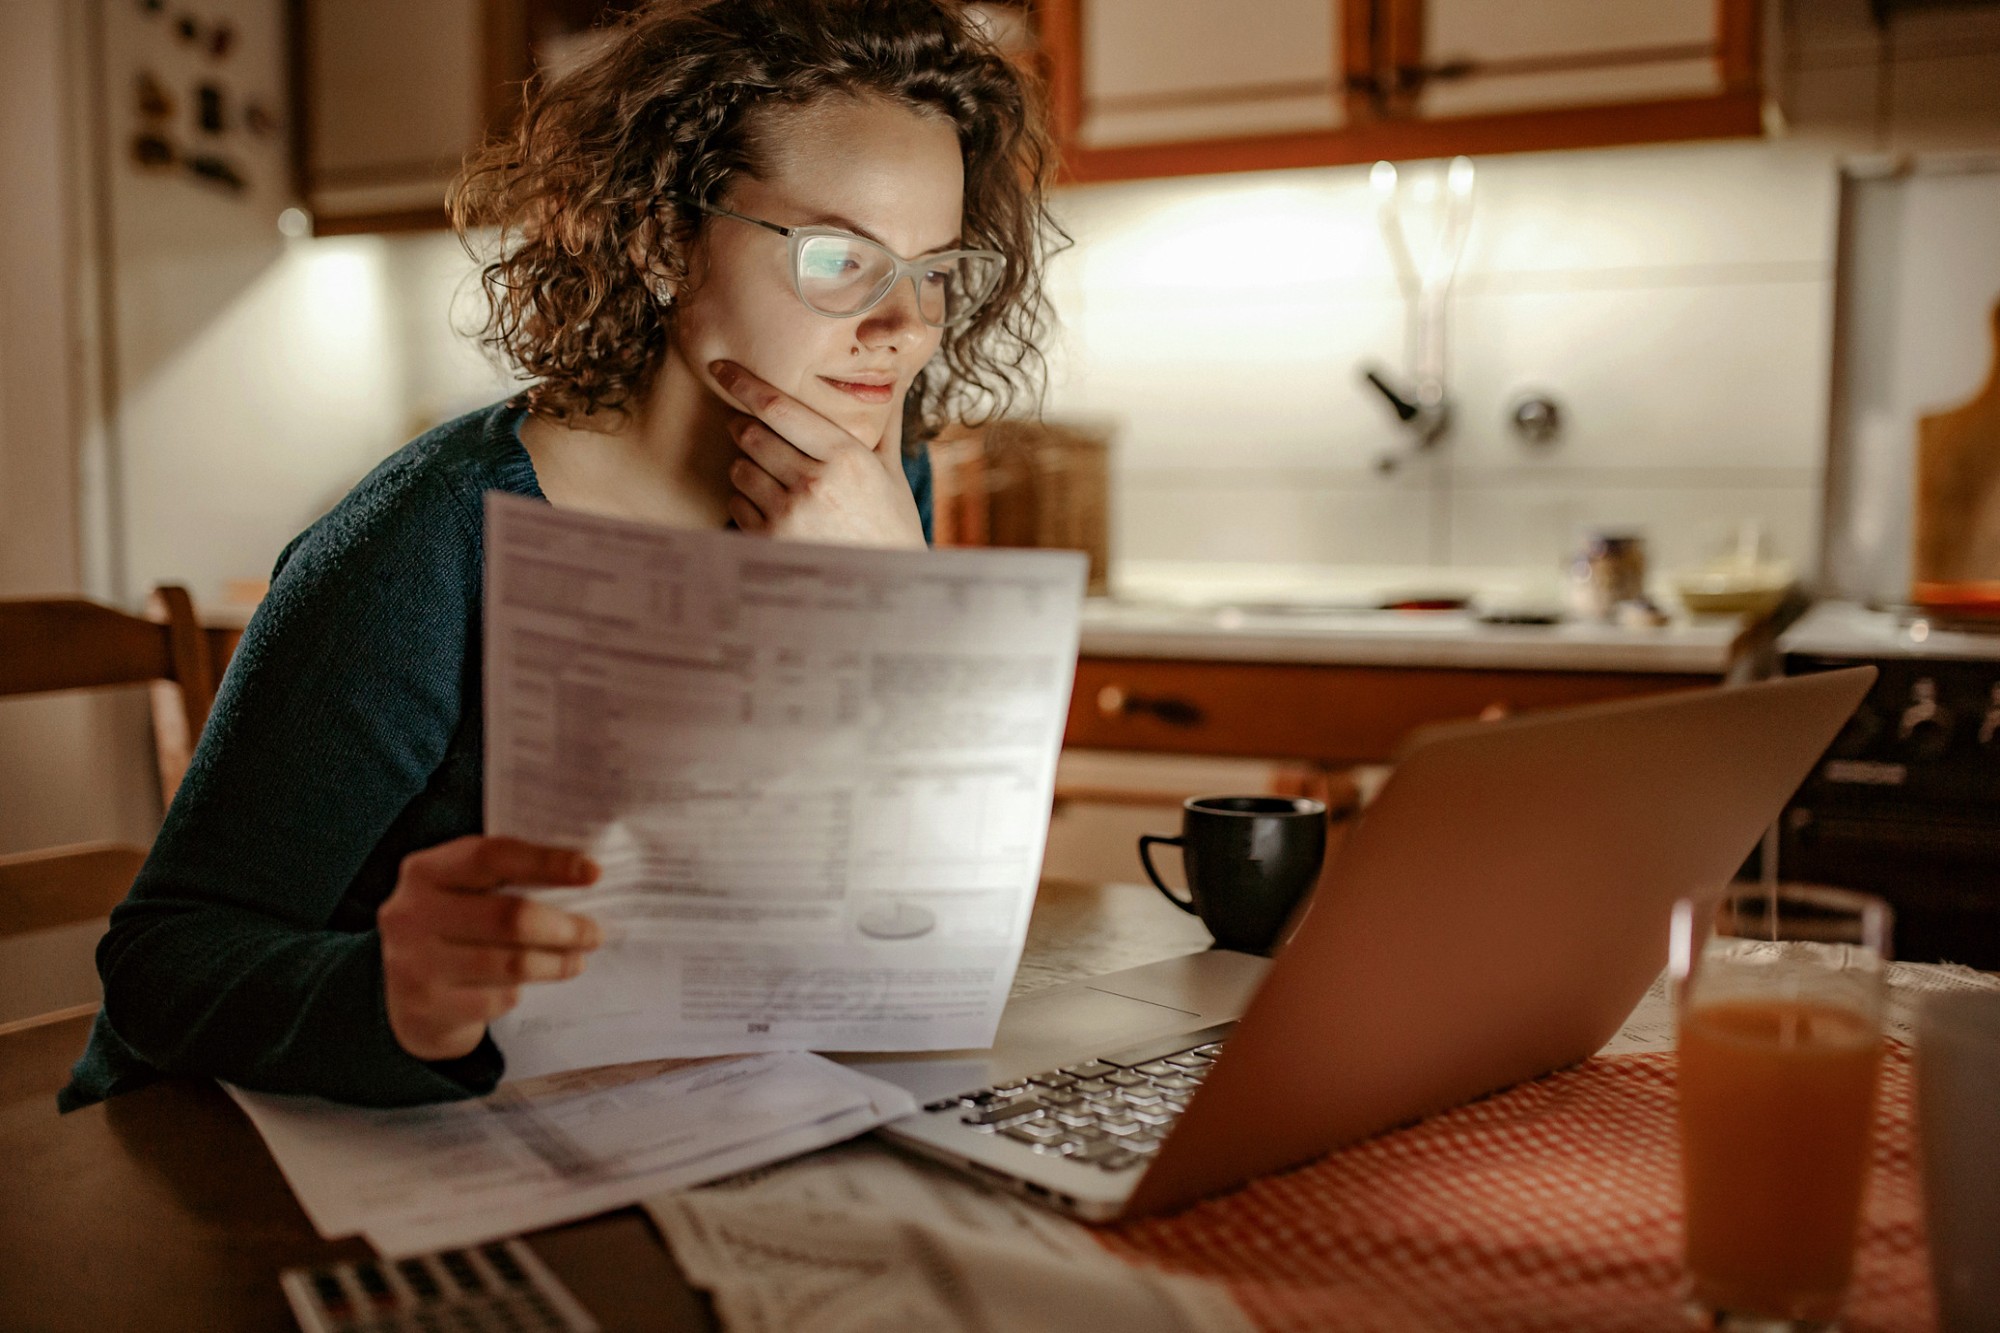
[0,586,220,1035]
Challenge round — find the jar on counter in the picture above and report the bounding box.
[1570,531,1648,622]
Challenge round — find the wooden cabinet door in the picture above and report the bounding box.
[1069,0,1351,147]
[1041,0,1372,180]
[297,0,509,233]
[297,0,630,235]
[1067,657,1714,764]
[1377,0,1760,146]
[1039,0,1761,184]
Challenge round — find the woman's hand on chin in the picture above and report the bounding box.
[711,359,927,549]
[378,836,602,1063]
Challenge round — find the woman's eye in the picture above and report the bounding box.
[921,268,951,287]
[803,249,866,280]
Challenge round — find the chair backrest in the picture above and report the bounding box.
[0,846,149,940]
[0,585,229,1032]
[0,838,141,1032]
[0,586,221,811]
[0,586,221,948]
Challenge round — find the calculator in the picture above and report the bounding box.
[280,1239,598,1333]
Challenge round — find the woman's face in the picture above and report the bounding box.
[672,95,964,444]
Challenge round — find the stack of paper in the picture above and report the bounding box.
[482,494,1088,1079]
[231,507,1088,1256]
[229,1052,917,1257]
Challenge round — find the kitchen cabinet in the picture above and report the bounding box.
[293,0,497,233]
[293,0,630,234]
[1067,657,1714,765]
[1037,0,1762,184]
[1397,0,1742,121]
[298,0,1759,230]
[1051,0,1359,153]
[1058,586,1782,767]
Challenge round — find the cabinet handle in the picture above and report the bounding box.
[1097,685,1204,728]
[1344,60,1474,101]
[1391,59,1475,92]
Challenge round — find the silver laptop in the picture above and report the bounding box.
[841,668,1875,1221]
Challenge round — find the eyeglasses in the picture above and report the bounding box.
[673,196,1005,329]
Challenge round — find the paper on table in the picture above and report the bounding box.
[227,1052,917,1258]
[1883,958,2000,1045]
[482,494,1087,1079]
[1597,971,1675,1055]
[645,1142,1251,1333]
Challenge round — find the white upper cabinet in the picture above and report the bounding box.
[1039,0,1761,184]
[301,0,638,233]
[1075,0,1346,148]
[1410,0,1728,119]
[297,0,1763,227]
[301,0,493,229]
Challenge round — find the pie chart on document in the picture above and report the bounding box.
[858,899,936,939]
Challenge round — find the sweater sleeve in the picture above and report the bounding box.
[94,473,503,1106]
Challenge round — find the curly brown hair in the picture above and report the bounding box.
[450,0,1059,444]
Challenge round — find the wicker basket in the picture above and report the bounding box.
[929,419,1112,595]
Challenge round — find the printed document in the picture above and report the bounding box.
[645,1143,1250,1333]
[228,1052,918,1258]
[482,493,1088,1078]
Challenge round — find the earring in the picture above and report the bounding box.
[647,277,676,307]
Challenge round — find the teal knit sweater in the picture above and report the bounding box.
[61,400,933,1111]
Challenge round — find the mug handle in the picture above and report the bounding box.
[1138,834,1198,915]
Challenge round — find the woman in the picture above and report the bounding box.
[63,0,1054,1110]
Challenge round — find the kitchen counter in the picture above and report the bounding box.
[1085,561,1782,677]
[1065,562,1793,765]
[1083,599,1762,675]
[1781,599,2000,663]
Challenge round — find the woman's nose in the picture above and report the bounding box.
[856,275,925,349]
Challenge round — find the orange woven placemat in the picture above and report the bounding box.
[1098,1048,1930,1332]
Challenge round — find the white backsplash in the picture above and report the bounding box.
[1039,140,1837,579]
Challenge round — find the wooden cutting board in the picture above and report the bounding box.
[1914,299,2000,612]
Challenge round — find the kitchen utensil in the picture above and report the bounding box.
[1913,301,2000,614]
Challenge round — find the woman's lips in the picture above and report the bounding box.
[819,376,895,405]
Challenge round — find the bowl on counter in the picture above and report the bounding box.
[1672,561,1796,616]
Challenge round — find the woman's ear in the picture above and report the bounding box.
[626,212,679,307]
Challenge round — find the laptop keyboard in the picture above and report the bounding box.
[921,1040,1224,1172]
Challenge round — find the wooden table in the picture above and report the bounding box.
[0,880,1210,1333]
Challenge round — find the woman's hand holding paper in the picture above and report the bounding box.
[379,836,603,1062]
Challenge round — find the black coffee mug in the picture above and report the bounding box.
[1139,795,1330,954]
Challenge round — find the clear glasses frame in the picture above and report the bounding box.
[671,196,1005,329]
